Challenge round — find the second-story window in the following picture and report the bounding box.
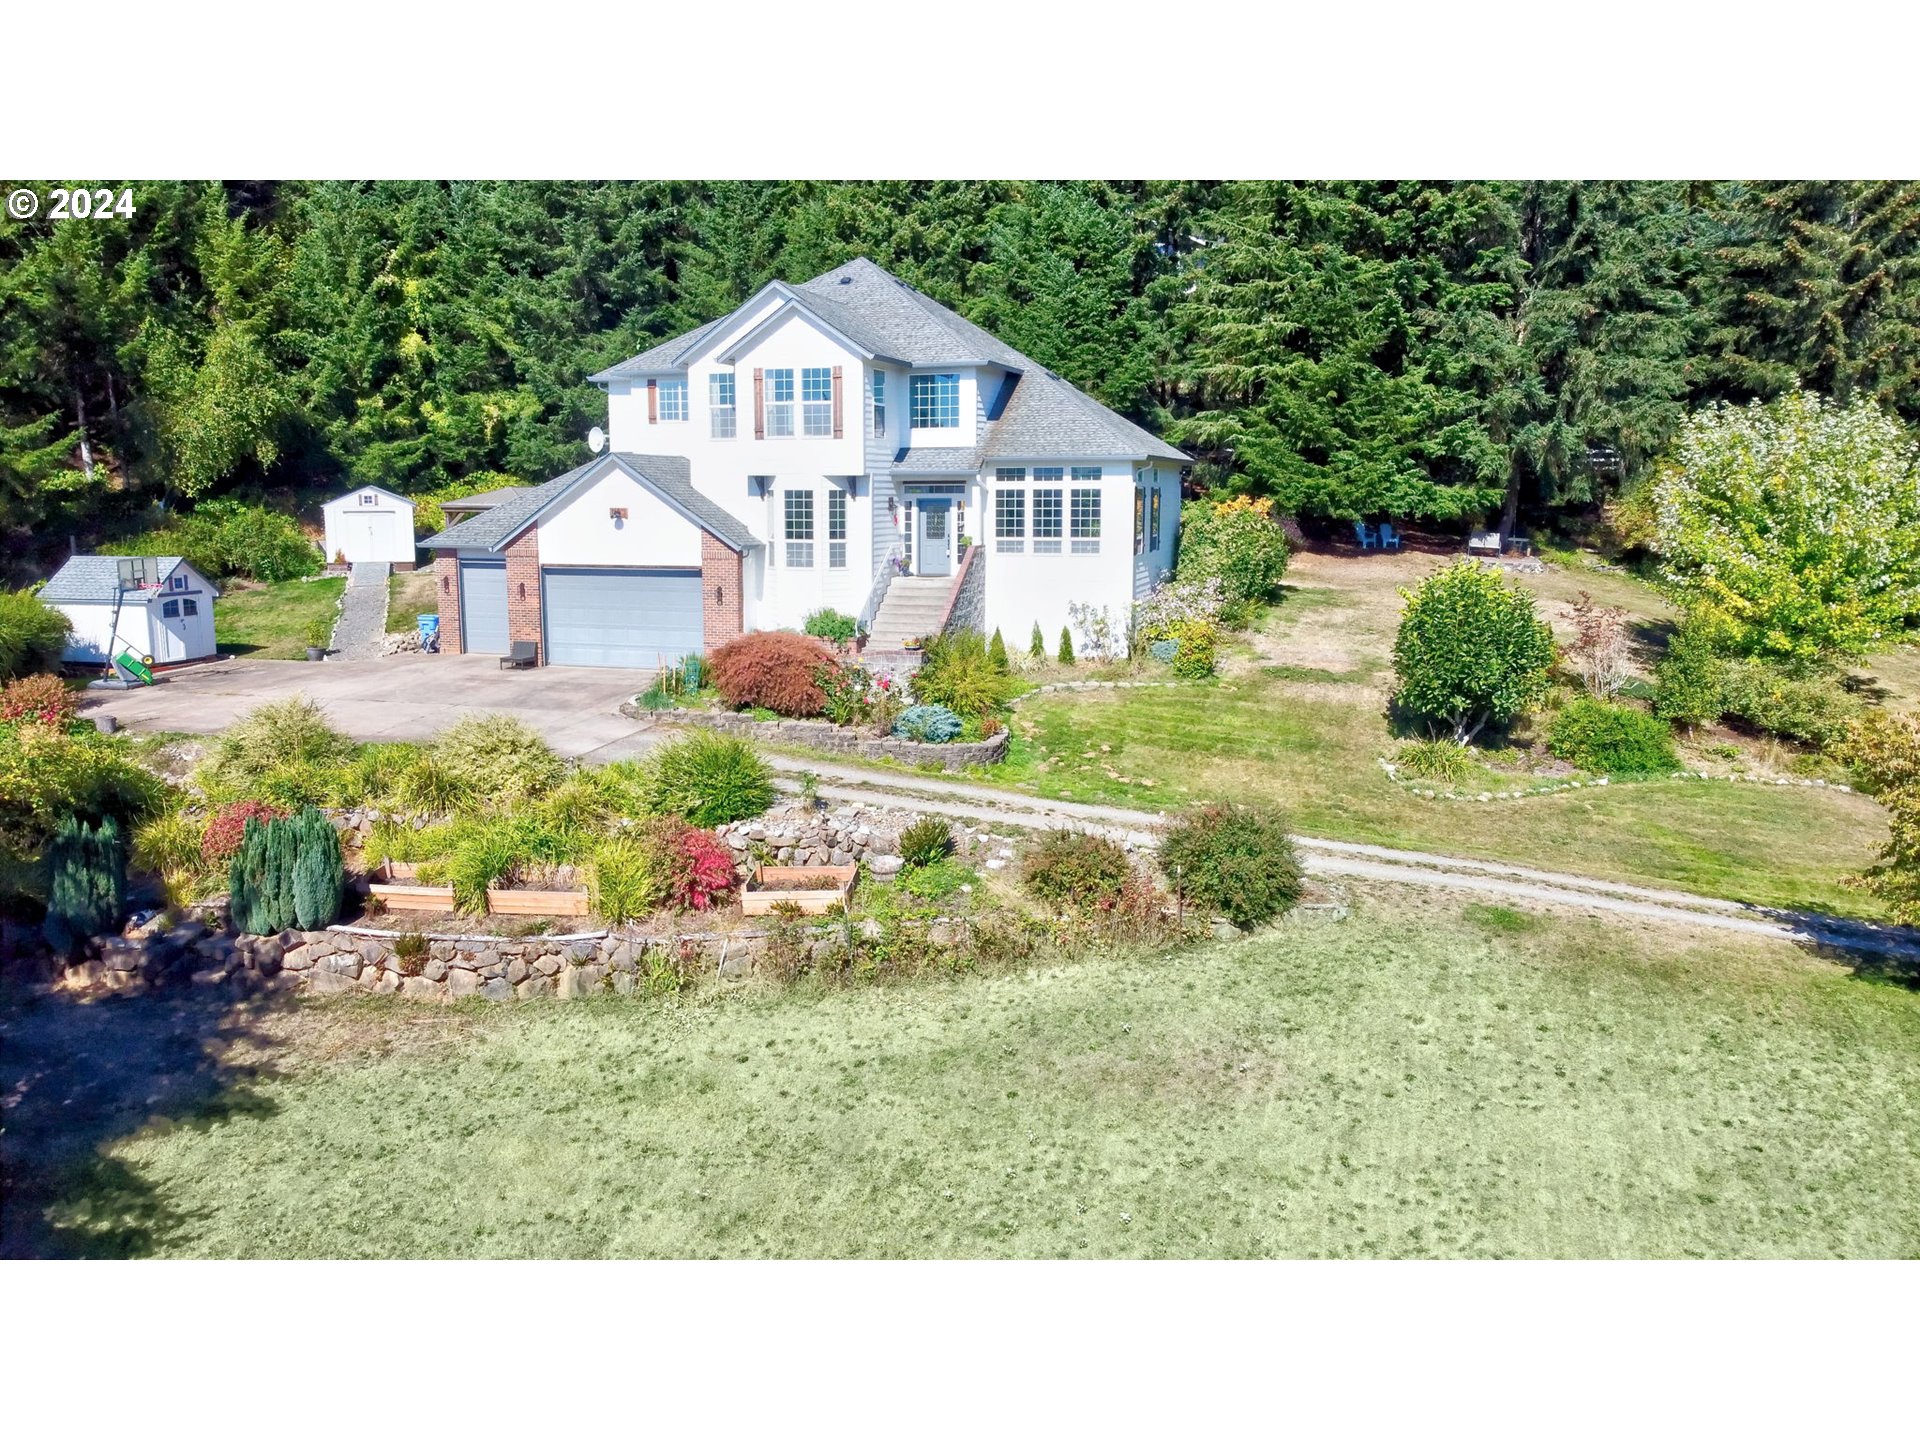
[828,489,847,568]
[909,372,960,429]
[872,371,886,435]
[658,378,688,422]
[784,489,814,568]
[766,368,795,437]
[710,373,736,438]
[802,367,834,437]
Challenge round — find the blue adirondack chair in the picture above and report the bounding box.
[1353,521,1379,550]
[1378,521,1403,551]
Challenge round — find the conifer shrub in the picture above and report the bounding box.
[897,816,955,869]
[1057,627,1075,665]
[0,673,78,726]
[911,631,1012,717]
[1158,802,1302,929]
[893,704,963,743]
[642,731,775,827]
[1029,622,1046,660]
[0,590,72,681]
[41,815,125,952]
[1021,829,1133,912]
[706,631,838,717]
[1547,700,1679,775]
[988,629,1009,673]
[290,807,344,930]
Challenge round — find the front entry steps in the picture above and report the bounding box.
[866,575,954,649]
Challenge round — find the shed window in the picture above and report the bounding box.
[161,599,180,618]
[183,598,200,616]
[359,492,377,505]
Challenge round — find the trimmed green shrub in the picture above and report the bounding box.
[911,631,1013,717]
[430,712,569,808]
[1393,560,1555,743]
[988,629,1009,673]
[1158,802,1302,929]
[41,815,125,952]
[1175,495,1291,606]
[291,807,344,929]
[1021,828,1134,912]
[0,673,78,726]
[894,704,963,743]
[0,589,73,680]
[803,608,859,645]
[643,731,775,827]
[1057,627,1074,665]
[1029,622,1046,659]
[1394,738,1474,783]
[897,816,954,868]
[1547,700,1679,775]
[588,832,671,924]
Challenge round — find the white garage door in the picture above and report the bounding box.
[459,560,509,653]
[542,567,703,669]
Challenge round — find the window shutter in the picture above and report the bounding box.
[831,366,844,439]
[753,368,765,439]
[647,378,657,423]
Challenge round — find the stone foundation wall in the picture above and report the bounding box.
[631,706,1011,770]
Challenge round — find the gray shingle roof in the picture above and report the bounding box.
[438,485,531,515]
[419,454,760,555]
[585,257,1187,465]
[892,445,987,474]
[40,555,184,604]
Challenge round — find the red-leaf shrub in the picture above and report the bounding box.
[705,631,838,717]
[662,821,737,911]
[201,799,287,864]
[0,673,78,727]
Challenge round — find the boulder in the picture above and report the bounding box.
[481,977,514,1002]
[400,976,442,1001]
[423,959,448,983]
[506,958,529,985]
[868,854,904,877]
[280,947,312,973]
[555,965,602,1000]
[516,974,553,999]
[610,971,636,996]
[446,969,481,999]
[372,970,402,995]
[320,952,362,978]
[308,968,356,994]
[533,954,563,977]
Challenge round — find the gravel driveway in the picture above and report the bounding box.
[79,653,658,760]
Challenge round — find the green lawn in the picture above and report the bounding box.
[21,897,1919,1258]
[214,577,345,660]
[387,567,439,634]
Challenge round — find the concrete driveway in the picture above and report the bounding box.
[78,653,660,760]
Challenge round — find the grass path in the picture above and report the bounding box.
[18,895,1917,1258]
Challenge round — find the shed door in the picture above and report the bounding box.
[343,509,398,561]
[542,567,703,669]
[459,559,509,653]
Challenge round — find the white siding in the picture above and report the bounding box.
[536,467,703,567]
[322,487,417,565]
[981,461,1138,657]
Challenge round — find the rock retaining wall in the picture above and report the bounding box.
[713,801,1024,877]
[630,706,1010,770]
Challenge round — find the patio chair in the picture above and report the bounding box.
[1467,530,1501,556]
[1353,520,1379,550]
[499,640,537,670]
[1378,521,1403,551]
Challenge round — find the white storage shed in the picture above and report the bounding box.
[322,485,418,567]
[42,555,221,667]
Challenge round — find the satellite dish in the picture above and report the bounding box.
[587,426,607,454]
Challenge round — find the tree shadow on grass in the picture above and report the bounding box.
[0,985,290,1258]
[1771,916,1920,991]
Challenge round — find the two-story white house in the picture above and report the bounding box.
[421,257,1187,668]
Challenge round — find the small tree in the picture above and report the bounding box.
[1564,591,1632,700]
[291,807,344,930]
[1028,622,1045,660]
[1654,391,1920,662]
[1057,626,1075,665]
[1393,560,1555,743]
[987,628,1009,674]
[42,815,125,952]
[1838,711,1920,923]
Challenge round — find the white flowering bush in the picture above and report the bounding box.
[1654,391,1920,661]
[1132,577,1226,645]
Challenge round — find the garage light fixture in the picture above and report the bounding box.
[610,507,628,525]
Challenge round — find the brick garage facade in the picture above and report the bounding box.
[701,532,744,653]
[435,555,463,654]
[504,526,543,662]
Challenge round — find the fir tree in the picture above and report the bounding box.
[988,628,1009,674]
[291,807,344,930]
[41,815,124,952]
[1058,626,1075,665]
[1028,622,1045,659]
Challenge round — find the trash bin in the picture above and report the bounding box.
[417,613,441,653]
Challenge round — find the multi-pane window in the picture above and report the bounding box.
[766,368,795,437]
[784,489,814,567]
[183,598,199,616]
[710,373,736,438]
[828,489,847,568]
[161,599,181,618]
[995,469,1026,553]
[359,493,377,506]
[658,378,688,422]
[1134,487,1146,554]
[872,371,887,435]
[1149,485,1161,551]
[802,368,834,436]
[909,372,960,429]
[1032,481,1063,554]
[1071,470,1102,553]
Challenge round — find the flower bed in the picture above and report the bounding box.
[624,704,1010,771]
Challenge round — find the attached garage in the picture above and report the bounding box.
[459,559,509,653]
[542,566,703,669]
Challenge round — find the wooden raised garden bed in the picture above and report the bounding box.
[741,864,857,917]
[485,887,591,918]
[369,860,456,913]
